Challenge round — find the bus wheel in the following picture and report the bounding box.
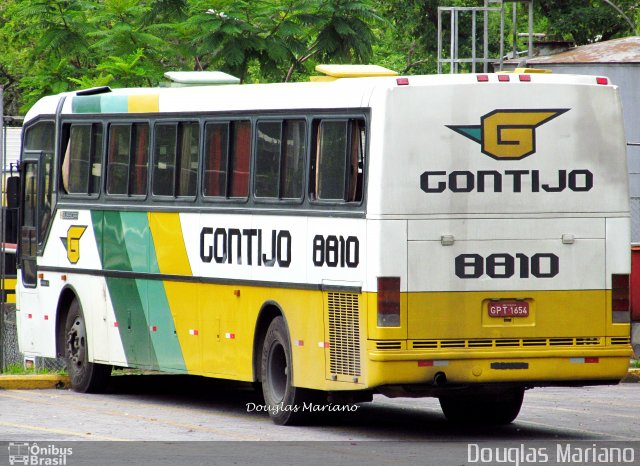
[64,299,111,393]
[261,316,315,425]
[439,387,524,425]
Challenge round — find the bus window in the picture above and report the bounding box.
[153,122,198,198]
[229,121,251,199]
[107,125,130,195]
[177,123,199,197]
[131,124,149,196]
[62,123,103,196]
[203,122,229,197]
[348,119,365,202]
[23,121,55,241]
[107,123,149,196]
[282,120,305,199]
[312,118,365,203]
[153,123,177,196]
[40,153,54,236]
[255,121,282,198]
[204,120,251,200]
[255,119,305,201]
[24,122,55,153]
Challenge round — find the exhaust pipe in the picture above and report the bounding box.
[434,372,447,386]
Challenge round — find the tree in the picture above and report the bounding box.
[0,0,93,112]
[283,0,383,81]
[1,0,638,115]
[537,0,638,44]
[182,0,381,83]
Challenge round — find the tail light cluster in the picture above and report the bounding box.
[377,277,400,327]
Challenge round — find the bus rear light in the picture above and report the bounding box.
[377,277,400,327]
[596,77,609,85]
[498,74,510,82]
[519,74,531,82]
[396,77,410,86]
[418,360,449,367]
[477,75,489,82]
[612,274,630,322]
[571,357,600,364]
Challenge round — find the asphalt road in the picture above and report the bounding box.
[0,375,638,465]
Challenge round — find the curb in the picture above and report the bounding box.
[622,368,640,383]
[0,374,71,390]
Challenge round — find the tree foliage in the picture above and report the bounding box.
[0,0,637,115]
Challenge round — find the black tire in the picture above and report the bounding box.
[65,298,111,393]
[439,387,525,425]
[260,316,318,425]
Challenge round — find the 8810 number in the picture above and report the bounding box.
[455,253,559,279]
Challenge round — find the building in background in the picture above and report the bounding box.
[3,126,21,173]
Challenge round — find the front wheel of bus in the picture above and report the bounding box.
[261,316,316,425]
[65,299,111,393]
[439,387,524,425]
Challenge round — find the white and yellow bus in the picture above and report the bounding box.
[16,66,632,425]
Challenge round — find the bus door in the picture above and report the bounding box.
[19,151,54,287]
[19,157,39,287]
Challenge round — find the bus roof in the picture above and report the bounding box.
[24,72,615,122]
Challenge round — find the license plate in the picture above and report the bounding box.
[488,301,529,318]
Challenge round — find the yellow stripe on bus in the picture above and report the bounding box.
[148,213,201,372]
[128,94,159,113]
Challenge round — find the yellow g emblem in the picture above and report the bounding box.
[448,109,569,160]
[61,225,87,264]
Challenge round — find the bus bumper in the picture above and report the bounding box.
[366,345,632,388]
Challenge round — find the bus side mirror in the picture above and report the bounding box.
[6,176,19,209]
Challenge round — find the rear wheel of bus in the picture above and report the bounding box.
[64,298,111,393]
[438,387,525,425]
[261,316,320,425]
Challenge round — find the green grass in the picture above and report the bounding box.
[1,363,67,375]
[631,359,640,369]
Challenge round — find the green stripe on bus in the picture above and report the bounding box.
[120,212,187,371]
[72,96,102,113]
[93,211,159,369]
[101,95,128,113]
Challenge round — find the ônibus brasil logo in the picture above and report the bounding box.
[447,109,569,160]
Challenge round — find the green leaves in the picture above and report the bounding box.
[538,0,638,44]
[2,0,637,114]
[1,0,383,110]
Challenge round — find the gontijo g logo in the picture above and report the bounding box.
[60,225,87,264]
[447,109,569,160]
